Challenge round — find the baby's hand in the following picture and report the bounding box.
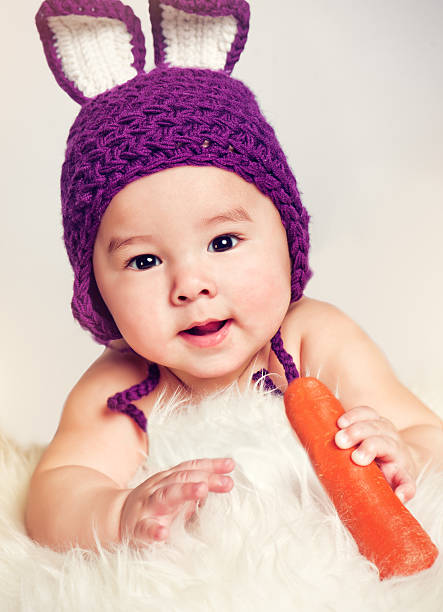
[334,406,416,503]
[119,457,235,546]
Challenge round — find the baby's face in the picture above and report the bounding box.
[93,165,291,385]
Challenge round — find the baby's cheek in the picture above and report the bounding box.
[108,288,164,347]
[235,260,291,322]
[256,251,291,301]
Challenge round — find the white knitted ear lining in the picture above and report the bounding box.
[48,15,137,98]
[160,4,238,71]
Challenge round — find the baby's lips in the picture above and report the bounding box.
[183,319,229,335]
[191,321,225,333]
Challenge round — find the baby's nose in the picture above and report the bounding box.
[170,272,217,304]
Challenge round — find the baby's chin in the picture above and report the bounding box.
[166,356,263,395]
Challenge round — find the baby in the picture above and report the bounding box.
[26,0,443,552]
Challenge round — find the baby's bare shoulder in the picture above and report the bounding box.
[64,347,153,420]
[283,295,348,340]
[283,295,372,378]
[34,349,155,487]
[285,297,442,430]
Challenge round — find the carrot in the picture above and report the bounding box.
[284,376,439,580]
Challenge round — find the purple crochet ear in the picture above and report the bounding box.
[35,0,146,105]
[149,0,250,74]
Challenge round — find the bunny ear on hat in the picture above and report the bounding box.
[35,0,146,105]
[149,0,250,74]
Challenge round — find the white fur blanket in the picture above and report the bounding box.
[1,386,442,612]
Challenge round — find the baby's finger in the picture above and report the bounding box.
[378,460,416,503]
[394,481,416,504]
[350,435,398,466]
[149,481,208,515]
[183,499,200,522]
[157,469,234,493]
[132,518,169,545]
[173,457,236,474]
[336,405,380,428]
[335,419,396,450]
[149,458,235,487]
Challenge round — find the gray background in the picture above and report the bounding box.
[2,0,442,446]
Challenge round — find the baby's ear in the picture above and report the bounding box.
[35,0,146,105]
[149,0,250,74]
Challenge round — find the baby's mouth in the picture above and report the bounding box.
[184,320,229,336]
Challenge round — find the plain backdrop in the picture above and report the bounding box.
[2,0,442,446]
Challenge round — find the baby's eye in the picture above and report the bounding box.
[127,254,161,270]
[208,234,240,253]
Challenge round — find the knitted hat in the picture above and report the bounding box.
[36,0,313,430]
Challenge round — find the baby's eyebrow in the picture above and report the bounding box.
[107,234,153,254]
[201,206,253,226]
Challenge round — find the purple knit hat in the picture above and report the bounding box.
[36,0,312,430]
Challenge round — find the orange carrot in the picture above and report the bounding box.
[284,376,439,580]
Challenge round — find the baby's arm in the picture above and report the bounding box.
[25,350,234,552]
[25,350,143,551]
[291,297,443,502]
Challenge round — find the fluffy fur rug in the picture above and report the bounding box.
[1,384,442,612]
